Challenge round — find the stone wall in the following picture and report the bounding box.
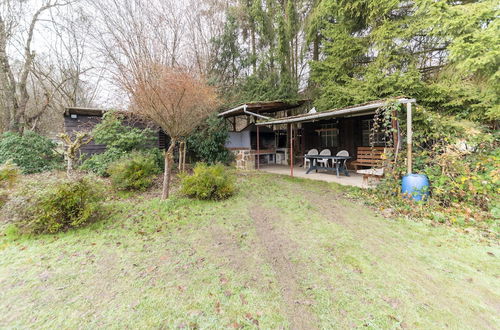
[233,149,255,170]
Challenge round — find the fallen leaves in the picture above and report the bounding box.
[214,301,222,314]
[245,313,259,326]
[146,265,158,273]
[227,321,240,328]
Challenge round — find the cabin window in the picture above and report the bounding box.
[319,123,339,148]
[362,119,386,146]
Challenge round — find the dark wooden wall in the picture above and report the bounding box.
[64,115,107,156]
[64,114,166,157]
[301,115,373,160]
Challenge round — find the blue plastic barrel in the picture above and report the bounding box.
[402,174,430,201]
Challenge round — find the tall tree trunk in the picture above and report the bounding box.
[67,156,74,178]
[162,138,177,199]
[312,34,319,61]
[182,142,186,172]
[0,2,60,133]
[178,140,184,172]
[251,27,256,73]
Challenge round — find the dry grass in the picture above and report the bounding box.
[0,172,498,328]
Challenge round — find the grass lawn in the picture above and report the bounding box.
[1,172,499,329]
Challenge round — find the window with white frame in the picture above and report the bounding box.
[319,123,339,148]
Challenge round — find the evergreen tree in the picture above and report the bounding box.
[309,0,499,122]
[210,0,314,104]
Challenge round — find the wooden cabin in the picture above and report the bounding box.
[63,107,168,157]
[219,98,415,172]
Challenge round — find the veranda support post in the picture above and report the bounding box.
[406,102,412,174]
[256,124,260,170]
[290,124,294,177]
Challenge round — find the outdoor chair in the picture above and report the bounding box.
[304,149,319,168]
[335,150,349,170]
[316,149,331,168]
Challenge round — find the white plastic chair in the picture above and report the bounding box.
[335,150,349,172]
[316,149,331,168]
[304,149,318,168]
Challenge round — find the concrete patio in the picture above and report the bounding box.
[259,165,368,188]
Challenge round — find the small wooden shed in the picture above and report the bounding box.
[63,107,168,156]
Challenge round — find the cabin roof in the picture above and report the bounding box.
[218,99,310,118]
[64,107,108,117]
[255,97,416,126]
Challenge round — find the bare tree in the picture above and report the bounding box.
[131,65,218,199]
[59,131,92,177]
[184,0,229,75]
[27,7,100,134]
[90,0,219,199]
[0,0,70,133]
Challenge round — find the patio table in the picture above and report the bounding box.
[304,155,351,177]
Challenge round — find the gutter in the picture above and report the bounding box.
[256,98,416,126]
[218,104,270,120]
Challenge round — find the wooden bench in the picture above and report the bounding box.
[351,147,392,186]
[351,147,387,170]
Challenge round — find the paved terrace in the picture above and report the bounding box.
[259,165,369,188]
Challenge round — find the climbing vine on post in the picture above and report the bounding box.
[370,101,400,149]
[369,101,401,172]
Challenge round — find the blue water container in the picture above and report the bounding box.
[402,174,430,201]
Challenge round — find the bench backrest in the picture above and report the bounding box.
[354,147,392,166]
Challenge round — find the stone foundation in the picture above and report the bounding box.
[233,149,255,170]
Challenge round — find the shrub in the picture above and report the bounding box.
[80,148,126,176]
[0,160,20,208]
[180,163,235,200]
[187,115,233,164]
[0,160,20,189]
[2,177,105,235]
[80,111,161,176]
[108,152,160,191]
[0,193,7,209]
[93,111,155,151]
[357,107,499,231]
[0,131,62,173]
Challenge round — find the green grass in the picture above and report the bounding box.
[1,172,499,329]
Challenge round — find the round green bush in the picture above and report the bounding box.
[0,131,62,174]
[2,177,105,234]
[180,163,236,200]
[80,148,126,176]
[108,152,160,191]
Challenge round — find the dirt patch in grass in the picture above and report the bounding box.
[249,204,318,330]
[209,224,251,272]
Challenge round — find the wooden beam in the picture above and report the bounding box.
[256,124,260,170]
[406,102,412,174]
[290,124,294,177]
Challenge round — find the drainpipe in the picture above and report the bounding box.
[243,104,270,120]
